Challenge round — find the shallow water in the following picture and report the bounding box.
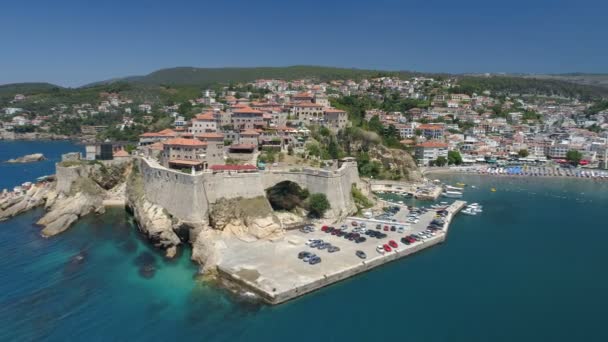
[2,141,608,341]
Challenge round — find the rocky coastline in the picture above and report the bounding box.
[5,153,46,163]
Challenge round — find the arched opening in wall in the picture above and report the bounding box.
[265,181,309,211]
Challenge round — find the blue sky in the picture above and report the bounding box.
[1,0,606,87]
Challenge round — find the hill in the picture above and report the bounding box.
[522,74,608,89]
[0,82,63,96]
[97,65,414,86]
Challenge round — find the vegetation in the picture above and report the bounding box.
[434,156,448,166]
[451,76,608,100]
[518,149,529,158]
[351,184,373,209]
[447,151,463,165]
[306,193,331,218]
[566,150,583,165]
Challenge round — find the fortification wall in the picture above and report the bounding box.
[138,158,361,222]
[139,158,208,222]
[55,164,91,195]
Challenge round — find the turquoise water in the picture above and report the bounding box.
[2,141,608,341]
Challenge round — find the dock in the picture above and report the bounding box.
[217,200,466,305]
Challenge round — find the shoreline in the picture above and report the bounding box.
[424,167,608,181]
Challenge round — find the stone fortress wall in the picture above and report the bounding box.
[138,157,361,223]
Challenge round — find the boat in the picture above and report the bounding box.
[442,191,463,198]
[490,188,497,192]
[446,185,464,191]
[461,208,477,215]
[456,182,466,187]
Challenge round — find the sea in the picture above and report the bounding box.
[1,140,608,341]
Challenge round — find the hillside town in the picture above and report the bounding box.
[2,75,608,172]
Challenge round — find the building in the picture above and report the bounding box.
[291,102,325,125]
[324,108,348,131]
[415,141,449,166]
[231,106,264,130]
[162,138,209,170]
[190,111,217,133]
[417,124,445,139]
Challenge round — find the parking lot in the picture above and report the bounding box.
[217,201,465,304]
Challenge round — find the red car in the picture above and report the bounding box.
[388,240,398,249]
[383,226,389,231]
[351,221,358,226]
[383,244,392,252]
[321,225,329,231]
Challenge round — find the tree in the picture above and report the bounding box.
[435,156,448,166]
[328,138,339,159]
[518,149,529,158]
[566,150,583,165]
[447,150,463,165]
[307,193,331,218]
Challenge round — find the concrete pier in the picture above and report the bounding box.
[218,200,466,305]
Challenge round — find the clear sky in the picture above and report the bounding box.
[1,0,606,87]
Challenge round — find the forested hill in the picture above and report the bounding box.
[452,75,608,100]
[94,65,415,87]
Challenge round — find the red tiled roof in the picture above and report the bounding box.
[196,133,224,140]
[416,141,448,148]
[324,108,345,113]
[233,106,263,114]
[210,164,257,171]
[149,142,164,151]
[194,112,215,120]
[164,138,207,147]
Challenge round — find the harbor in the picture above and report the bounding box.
[218,200,466,305]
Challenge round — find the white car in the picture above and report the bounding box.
[376,245,386,255]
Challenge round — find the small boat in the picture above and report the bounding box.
[442,191,463,198]
[461,208,477,215]
[446,185,464,191]
[490,188,497,192]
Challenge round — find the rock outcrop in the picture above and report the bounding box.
[5,153,45,163]
[0,183,55,221]
[38,187,105,237]
[126,163,182,258]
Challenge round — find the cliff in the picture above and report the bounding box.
[126,162,182,258]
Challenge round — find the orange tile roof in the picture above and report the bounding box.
[324,108,346,113]
[417,124,444,130]
[233,106,263,114]
[416,141,448,148]
[164,138,207,147]
[196,133,224,140]
[194,111,215,120]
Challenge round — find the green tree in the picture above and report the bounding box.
[328,138,339,159]
[447,150,463,165]
[518,149,529,158]
[435,156,448,166]
[307,193,331,218]
[566,150,583,165]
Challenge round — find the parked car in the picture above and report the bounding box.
[328,246,340,253]
[383,244,392,252]
[400,237,411,245]
[309,256,321,265]
[397,226,405,233]
[376,245,386,255]
[298,251,312,259]
[351,221,358,226]
[356,250,367,259]
[388,240,398,249]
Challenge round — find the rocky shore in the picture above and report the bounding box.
[5,153,46,163]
